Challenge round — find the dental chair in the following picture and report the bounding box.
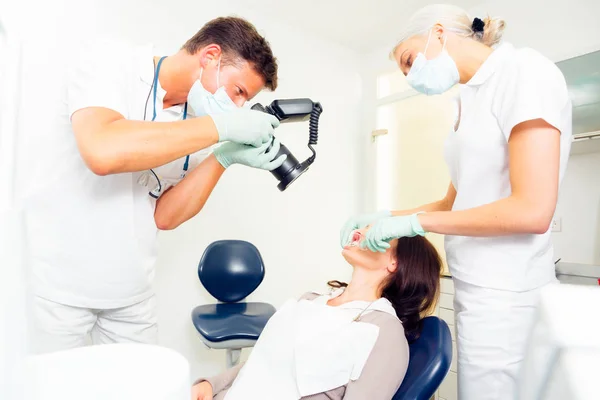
[393,316,452,400]
[191,240,276,368]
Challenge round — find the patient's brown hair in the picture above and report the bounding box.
[329,236,442,342]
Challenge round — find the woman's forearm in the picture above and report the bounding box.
[154,155,225,230]
[418,122,560,237]
[418,195,553,236]
[391,199,451,216]
[391,182,456,216]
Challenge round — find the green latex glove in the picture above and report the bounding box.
[211,109,280,147]
[361,213,427,252]
[214,138,287,170]
[339,210,392,248]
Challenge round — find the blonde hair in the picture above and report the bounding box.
[391,4,505,56]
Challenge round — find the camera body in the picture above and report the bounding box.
[251,99,322,191]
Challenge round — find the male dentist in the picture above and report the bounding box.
[26,16,285,353]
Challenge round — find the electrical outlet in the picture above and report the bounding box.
[551,217,562,232]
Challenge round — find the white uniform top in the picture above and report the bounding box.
[444,43,572,292]
[24,39,212,308]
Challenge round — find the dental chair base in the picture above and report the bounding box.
[195,337,251,368]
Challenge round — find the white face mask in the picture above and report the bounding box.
[187,58,237,116]
[406,30,460,96]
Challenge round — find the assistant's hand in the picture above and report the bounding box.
[361,214,427,252]
[214,138,287,171]
[211,109,280,147]
[191,381,213,400]
[339,211,391,247]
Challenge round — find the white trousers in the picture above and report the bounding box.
[31,295,158,354]
[453,278,556,400]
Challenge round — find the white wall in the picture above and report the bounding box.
[0,11,29,399]
[13,0,363,381]
[553,151,600,265]
[359,0,600,261]
[470,0,600,62]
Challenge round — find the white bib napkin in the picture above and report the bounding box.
[293,299,379,396]
[224,293,398,400]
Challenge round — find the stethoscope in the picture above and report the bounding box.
[143,56,189,199]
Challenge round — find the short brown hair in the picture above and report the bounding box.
[182,17,278,90]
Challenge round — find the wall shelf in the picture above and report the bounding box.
[571,135,600,155]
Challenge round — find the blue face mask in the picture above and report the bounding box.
[406,31,460,96]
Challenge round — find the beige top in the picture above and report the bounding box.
[196,292,409,400]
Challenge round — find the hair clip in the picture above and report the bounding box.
[472,17,485,33]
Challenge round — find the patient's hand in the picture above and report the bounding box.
[191,381,213,400]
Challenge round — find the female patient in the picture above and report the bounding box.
[192,227,442,400]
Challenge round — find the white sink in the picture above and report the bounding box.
[24,344,190,400]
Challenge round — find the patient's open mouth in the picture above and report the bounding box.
[347,230,362,247]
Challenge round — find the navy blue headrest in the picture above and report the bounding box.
[198,240,265,303]
[393,316,452,400]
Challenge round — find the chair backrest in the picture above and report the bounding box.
[198,240,265,303]
[393,316,453,400]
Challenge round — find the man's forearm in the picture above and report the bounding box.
[73,108,220,175]
[154,155,225,230]
[97,117,219,174]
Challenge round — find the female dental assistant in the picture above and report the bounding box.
[341,4,572,400]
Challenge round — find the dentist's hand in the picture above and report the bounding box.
[339,210,392,248]
[361,214,427,253]
[214,138,287,170]
[211,109,280,147]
